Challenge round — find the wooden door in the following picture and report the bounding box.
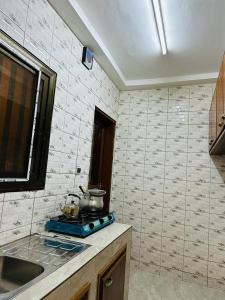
[89,107,116,213]
[98,251,126,300]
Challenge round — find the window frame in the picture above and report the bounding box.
[0,30,57,193]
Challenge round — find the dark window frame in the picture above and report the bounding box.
[0,30,56,193]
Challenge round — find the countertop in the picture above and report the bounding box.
[13,223,132,300]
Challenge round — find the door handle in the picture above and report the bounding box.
[104,277,113,287]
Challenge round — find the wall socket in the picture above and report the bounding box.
[76,167,81,175]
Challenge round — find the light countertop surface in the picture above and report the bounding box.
[13,223,131,300]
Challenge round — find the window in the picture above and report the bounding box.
[0,31,56,192]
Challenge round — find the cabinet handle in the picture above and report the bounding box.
[104,277,113,287]
[209,139,214,145]
[218,121,224,127]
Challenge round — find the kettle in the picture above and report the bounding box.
[79,186,106,212]
[59,194,80,218]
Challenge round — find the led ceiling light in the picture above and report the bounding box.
[152,0,167,55]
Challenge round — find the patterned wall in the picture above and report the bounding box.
[0,0,119,245]
[111,84,225,289]
[2,0,225,292]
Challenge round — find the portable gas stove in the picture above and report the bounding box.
[45,211,115,238]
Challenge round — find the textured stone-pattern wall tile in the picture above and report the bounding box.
[0,0,119,244]
[112,84,225,290]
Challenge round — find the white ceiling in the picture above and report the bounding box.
[49,0,224,89]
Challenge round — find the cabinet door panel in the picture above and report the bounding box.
[70,283,90,300]
[216,60,225,137]
[98,251,126,300]
[209,53,225,153]
[223,55,225,120]
[209,90,217,147]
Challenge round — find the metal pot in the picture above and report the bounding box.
[79,186,106,212]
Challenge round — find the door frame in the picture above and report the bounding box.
[88,107,116,213]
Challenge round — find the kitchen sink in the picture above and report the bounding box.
[0,234,90,300]
[0,256,44,293]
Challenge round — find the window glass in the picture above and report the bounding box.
[0,51,38,178]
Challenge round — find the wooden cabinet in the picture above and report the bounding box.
[70,283,90,300]
[98,249,126,300]
[209,53,225,154]
[209,90,217,146]
[42,229,131,300]
[216,59,225,136]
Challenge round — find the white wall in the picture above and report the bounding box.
[111,84,225,289]
[2,0,225,292]
[0,0,119,245]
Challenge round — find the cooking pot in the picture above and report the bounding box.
[79,186,106,212]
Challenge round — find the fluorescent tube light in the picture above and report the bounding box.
[152,0,167,55]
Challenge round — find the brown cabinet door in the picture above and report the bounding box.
[216,60,225,137]
[98,251,126,300]
[209,53,225,152]
[209,90,217,147]
[223,55,225,123]
[70,283,90,300]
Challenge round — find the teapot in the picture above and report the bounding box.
[59,194,80,218]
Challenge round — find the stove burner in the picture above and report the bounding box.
[57,211,107,224]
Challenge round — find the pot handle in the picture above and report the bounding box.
[68,193,81,201]
[79,186,85,194]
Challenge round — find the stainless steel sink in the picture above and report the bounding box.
[0,234,90,300]
[0,256,44,293]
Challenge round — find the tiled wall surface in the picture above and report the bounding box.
[0,0,119,245]
[2,0,225,292]
[111,84,225,289]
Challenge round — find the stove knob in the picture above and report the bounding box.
[100,218,104,224]
[89,223,94,230]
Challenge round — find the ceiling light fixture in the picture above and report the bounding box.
[152,0,167,55]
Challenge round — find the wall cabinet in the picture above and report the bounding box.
[209,90,217,148]
[209,53,225,154]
